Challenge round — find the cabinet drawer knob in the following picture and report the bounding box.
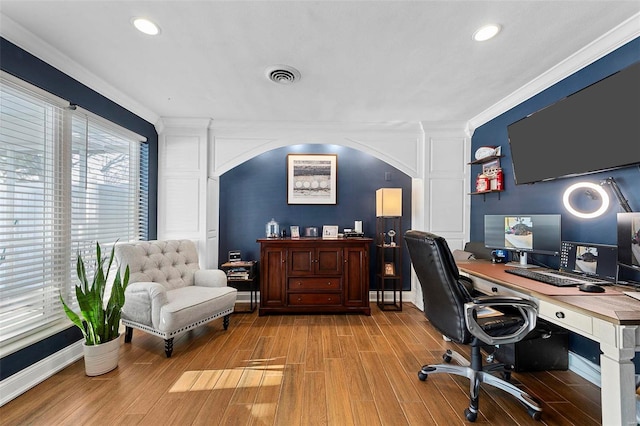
[297,281,302,286]
[297,297,302,302]
[327,282,332,286]
[555,311,565,319]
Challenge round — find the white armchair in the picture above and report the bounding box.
[115,239,237,357]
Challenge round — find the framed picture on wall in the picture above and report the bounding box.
[287,154,337,204]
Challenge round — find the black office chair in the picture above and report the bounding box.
[404,230,543,422]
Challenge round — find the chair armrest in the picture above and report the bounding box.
[464,296,538,346]
[123,282,168,328]
[194,269,228,288]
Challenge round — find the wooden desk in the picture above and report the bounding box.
[458,260,640,426]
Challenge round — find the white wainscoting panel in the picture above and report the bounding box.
[163,178,201,233]
[163,135,201,172]
[429,178,465,233]
[430,137,465,175]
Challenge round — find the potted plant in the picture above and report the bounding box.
[60,242,129,376]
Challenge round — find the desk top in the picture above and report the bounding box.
[458,260,640,325]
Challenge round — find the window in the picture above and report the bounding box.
[0,72,147,353]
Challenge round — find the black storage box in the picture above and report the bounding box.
[490,320,569,372]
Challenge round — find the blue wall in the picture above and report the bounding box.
[470,37,640,365]
[0,38,159,380]
[218,144,413,290]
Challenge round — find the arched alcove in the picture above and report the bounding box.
[218,143,413,290]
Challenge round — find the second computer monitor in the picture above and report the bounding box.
[560,241,617,282]
[484,214,562,257]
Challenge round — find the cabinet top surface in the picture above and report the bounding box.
[257,237,373,244]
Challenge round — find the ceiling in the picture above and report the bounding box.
[1,1,639,128]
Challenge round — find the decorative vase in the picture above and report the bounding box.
[82,335,120,376]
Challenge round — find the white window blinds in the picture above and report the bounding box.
[69,108,143,284]
[0,76,67,345]
[0,73,147,352]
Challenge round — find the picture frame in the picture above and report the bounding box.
[384,262,396,276]
[322,225,339,239]
[287,154,337,204]
[482,158,501,175]
[290,226,300,239]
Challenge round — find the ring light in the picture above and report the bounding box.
[562,182,610,219]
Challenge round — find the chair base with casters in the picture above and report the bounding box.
[418,344,542,422]
[404,230,543,422]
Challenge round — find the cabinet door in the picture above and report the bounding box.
[261,246,286,307]
[288,247,315,275]
[316,246,343,275]
[344,246,369,306]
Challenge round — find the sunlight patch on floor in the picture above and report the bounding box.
[169,365,284,393]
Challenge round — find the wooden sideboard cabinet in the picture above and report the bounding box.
[257,237,372,315]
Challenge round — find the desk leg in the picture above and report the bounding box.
[599,329,637,426]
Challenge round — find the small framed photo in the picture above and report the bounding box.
[384,262,396,276]
[482,158,501,175]
[322,225,339,239]
[290,226,300,239]
[287,154,337,205]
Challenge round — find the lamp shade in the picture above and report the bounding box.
[376,188,402,217]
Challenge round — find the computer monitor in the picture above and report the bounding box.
[617,212,640,272]
[484,214,561,267]
[560,241,618,282]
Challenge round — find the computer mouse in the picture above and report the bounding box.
[578,283,605,293]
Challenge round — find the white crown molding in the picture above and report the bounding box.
[468,12,640,132]
[208,119,424,138]
[0,13,160,125]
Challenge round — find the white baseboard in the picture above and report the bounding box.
[568,351,601,387]
[0,340,83,407]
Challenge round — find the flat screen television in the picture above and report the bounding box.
[507,61,640,185]
[484,214,561,267]
[617,212,640,272]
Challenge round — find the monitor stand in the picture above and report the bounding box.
[506,251,538,269]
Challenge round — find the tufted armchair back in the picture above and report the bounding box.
[116,240,201,291]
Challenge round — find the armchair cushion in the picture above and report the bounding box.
[161,286,236,332]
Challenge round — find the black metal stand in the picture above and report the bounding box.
[376,216,402,311]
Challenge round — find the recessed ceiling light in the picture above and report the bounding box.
[473,24,501,42]
[132,18,160,36]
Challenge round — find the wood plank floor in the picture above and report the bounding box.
[0,303,602,425]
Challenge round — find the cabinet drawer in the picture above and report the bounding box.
[538,299,592,335]
[288,293,342,306]
[288,277,341,291]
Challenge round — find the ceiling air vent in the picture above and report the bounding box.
[266,65,301,84]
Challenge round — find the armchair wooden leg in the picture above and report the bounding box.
[164,338,174,358]
[124,326,133,343]
[223,314,230,330]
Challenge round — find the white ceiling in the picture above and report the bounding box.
[1,1,639,128]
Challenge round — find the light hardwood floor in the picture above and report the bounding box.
[0,303,602,425]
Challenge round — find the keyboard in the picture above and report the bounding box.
[504,268,610,287]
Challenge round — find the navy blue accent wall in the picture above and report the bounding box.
[470,37,640,367]
[219,144,412,290]
[0,38,158,379]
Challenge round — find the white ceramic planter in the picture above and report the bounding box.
[83,336,120,376]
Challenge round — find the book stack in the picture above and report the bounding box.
[227,267,250,281]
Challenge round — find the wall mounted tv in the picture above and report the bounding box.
[507,61,640,185]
